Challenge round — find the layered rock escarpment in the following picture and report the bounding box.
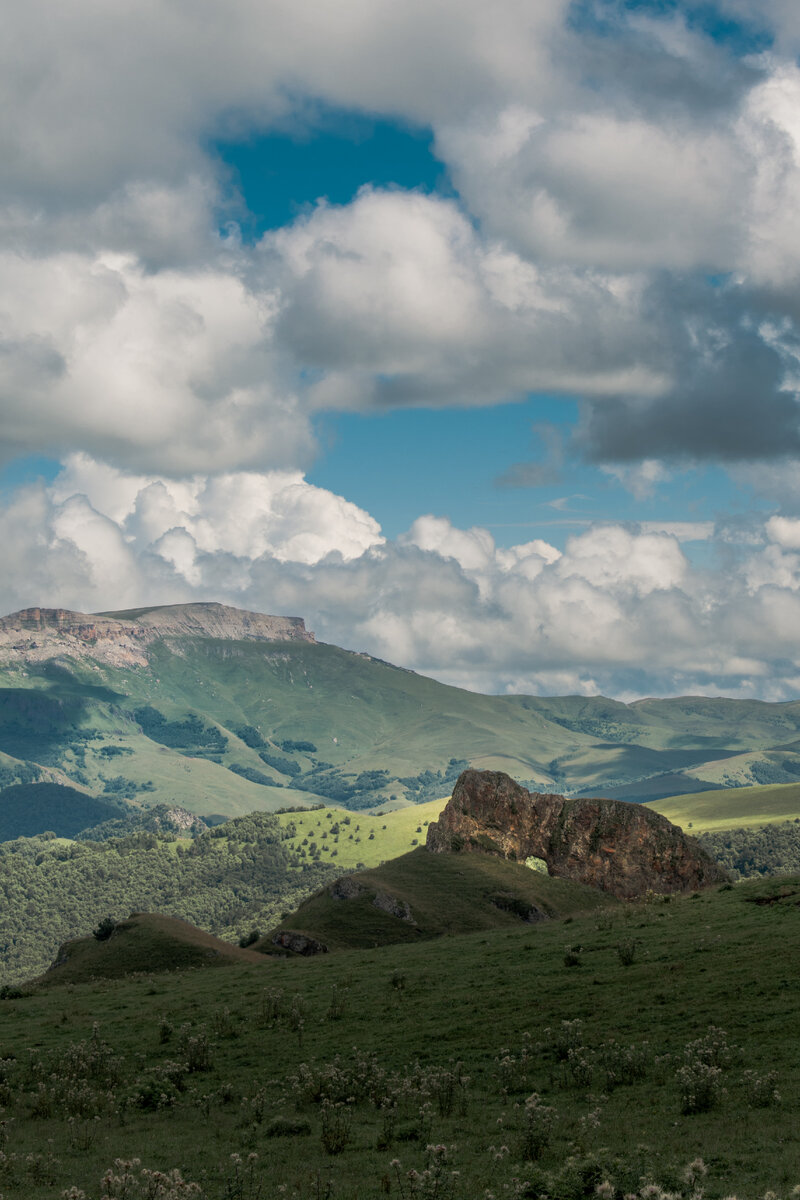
[426,769,726,899]
[0,602,314,667]
[108,603,313,644]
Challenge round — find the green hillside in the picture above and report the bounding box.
[39,912,267,985]
[263,848,616,952]
[0,797,454,986]
[648,781,800,832]
[6,612,800,829]
[275,796,447,869]
[0,875,797,1198]
[0,781,127,840]
[0,812,340,984]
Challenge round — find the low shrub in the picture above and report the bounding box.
[617,937,638,966]
[320,1098,352,1154]
[676,1059,724,1114]
[743,1069,780,1108]
[521,1092,556,1160]
[264,1114,312,1138]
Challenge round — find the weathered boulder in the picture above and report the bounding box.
[372,890,416,923]
[426,769,726,899]
[271,931,328,955]
[329,876,366,900]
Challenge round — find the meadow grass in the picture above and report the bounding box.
[275,798,448,871]
[650,782,800,832]
[0,875,798,1199]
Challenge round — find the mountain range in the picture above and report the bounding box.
[4,601,800,838]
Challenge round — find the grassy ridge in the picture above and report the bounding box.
[38,913,267,985]
[265,849,616,951]
[649,782,800,832]
[0,876,797,1198]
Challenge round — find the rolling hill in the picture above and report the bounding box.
[39,912,268,985]
[649,781,800,832]
[261,847,616,954]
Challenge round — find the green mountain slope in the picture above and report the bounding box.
[0,781,127,840]
[5,604,800,828]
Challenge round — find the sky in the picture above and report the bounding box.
[3,0,800,700]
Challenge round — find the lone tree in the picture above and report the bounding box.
[93,916,116,941]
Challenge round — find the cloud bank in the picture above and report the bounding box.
[2,455,799,701]
[4,1,800,697]
[3,1,800,472]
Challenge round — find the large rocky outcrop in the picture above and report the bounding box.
[0,603,314,667]
[426,769,726,899]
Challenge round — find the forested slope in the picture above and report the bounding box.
[0,813,338,984]
[699,820,800,879]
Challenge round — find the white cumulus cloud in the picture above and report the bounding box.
[4,461,800,700]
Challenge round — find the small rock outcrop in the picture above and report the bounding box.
[426,769,727,899]
[271,931,329,956]
[372,890,416,924]
[328,877,416,923]
[329,877,366,900]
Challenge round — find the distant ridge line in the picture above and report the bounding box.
[99,601,314,643]
[0,602,315,667]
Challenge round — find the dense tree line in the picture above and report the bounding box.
[0,782,128,841]
[133,705,228,753]
[399,759,468,804]
[227,762,279,786]
[292,759,469,809]
[0,812,340,984]
[699,820,800,878]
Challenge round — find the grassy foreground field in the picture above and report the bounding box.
[649,781,800,832]
[0,876,798,1199]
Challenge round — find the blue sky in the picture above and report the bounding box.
[3,0,800,698]
[216,115,448,238]
[306,403,755,552]
[214,103,761,551]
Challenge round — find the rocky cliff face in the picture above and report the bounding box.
[0,603,314,667]
[106,603,314,644]
[426,769,726,898]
